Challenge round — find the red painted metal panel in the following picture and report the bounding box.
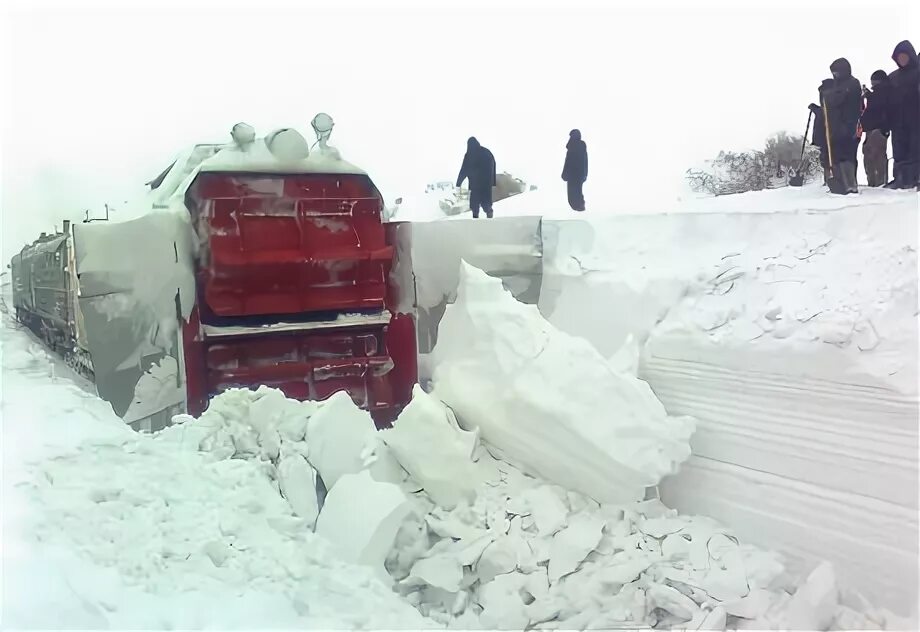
[179,173,418,428]
[188,173,391,318]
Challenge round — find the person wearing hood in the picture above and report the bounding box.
[456,137,497,219]
[886,40,919,189]
[561,129,588,211]
[819,57,863,193]
[861,70,892,187]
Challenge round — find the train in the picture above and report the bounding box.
[10,222,95,378]
[9,119,418,432]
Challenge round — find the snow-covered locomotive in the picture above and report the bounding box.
[10,222,95,378]
[8,118,419,432]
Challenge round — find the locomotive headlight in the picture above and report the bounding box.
[311,113,334,147]
[231,122,256,147]
[265,128,310,161]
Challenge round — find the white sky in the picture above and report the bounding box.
[1,0,916,260]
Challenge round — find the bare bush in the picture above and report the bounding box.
[687,132,822,196]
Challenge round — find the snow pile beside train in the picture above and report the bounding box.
[148,261,891,630]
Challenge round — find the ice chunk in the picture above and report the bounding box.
[307,391,375,490]
[276,453,319,527]
[646,582,701,621]
[430,262,694,504]
[781,561,839,630]
[315,470,411,579]
[477,571,531,629]
[409,555,463,593]
[547,513,605,583]
[477,536,519,583]
[522,486,569,535]
[724,589,776,619]
[382,386,483,509]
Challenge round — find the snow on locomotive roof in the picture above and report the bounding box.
[198,135,366,176]
[23,234,68,256]
[148,129,366,208]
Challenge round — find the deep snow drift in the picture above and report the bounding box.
[0,321,431,629]
[4,258,908,631]
[430,262,694,503]
[534,193,919,615]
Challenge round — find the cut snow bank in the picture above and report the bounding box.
[535,198,919,616]
[430,261,695,503]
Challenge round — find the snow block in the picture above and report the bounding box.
[315,470,411,578]
[430,262,695,503]
[307,391,376,491]
[276,452,320,527]
[382,385,483,509]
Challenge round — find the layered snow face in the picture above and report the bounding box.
[430,261,695,503]
[535,198,919,616]
[4,309,903,630]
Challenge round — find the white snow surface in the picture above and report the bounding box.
[0,321,431,629]
[535,194,919,615]
[430,262,695,503]
[380,374,900,630]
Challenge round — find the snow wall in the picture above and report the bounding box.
[412,201,919,616]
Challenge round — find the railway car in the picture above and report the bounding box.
[10,222,93,377]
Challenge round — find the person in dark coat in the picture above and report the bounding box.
[456,137,497,219]
[561,129,588,211]
[819,58,863,193]
[861,70,892,187]
[886,40,920,189]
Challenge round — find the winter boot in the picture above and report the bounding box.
[833,162,857,194]
[844,161,858,193]
[827,166,848,195]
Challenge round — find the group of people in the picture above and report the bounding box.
[810,39,919,193]
[455,130,589,219]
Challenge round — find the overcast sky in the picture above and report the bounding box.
[1,0,915,260]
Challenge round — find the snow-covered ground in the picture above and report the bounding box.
[3,183,916,629]
[391,181,912,222]
[408,185,919,620]
[2,274,905,630]
[0,316,431,629]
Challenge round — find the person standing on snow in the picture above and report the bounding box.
[819,58,863,194]
[456,137,497,219]
[562,129,588,211]
[886,40,919,190]
[861,70,892,187]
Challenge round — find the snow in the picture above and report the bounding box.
[535,196,918,614]
[379,385,483,509]
[315,470,412,582]
[430,261,695,503]
[0,320,431,629]
[407,186,918,618]
[122,355,184,423]
[306,390,376,491]
[380,373,896,630]
[198,128,366,176]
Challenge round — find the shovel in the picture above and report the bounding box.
[788,110,813,187]
[820,95,849,194]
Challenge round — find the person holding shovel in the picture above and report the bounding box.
[817,58,863,194]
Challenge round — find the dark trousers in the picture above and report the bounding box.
[862,129,889,187]
[566,180,585,211]
[892,124,920,186]
[469,186,493,218]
